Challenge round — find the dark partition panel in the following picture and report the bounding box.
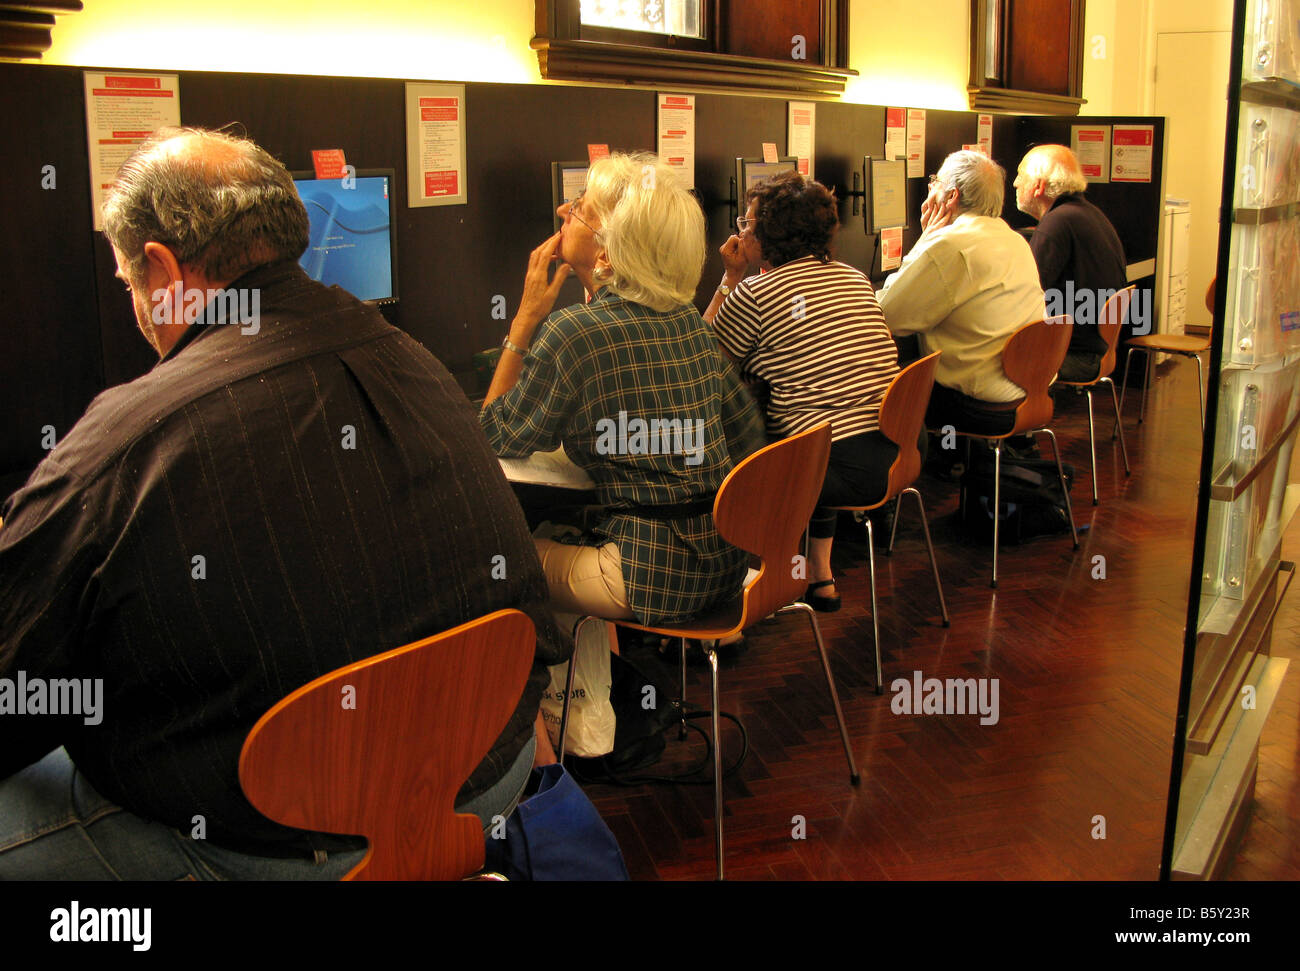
[0,66,106,495]
[0,62,1169,490]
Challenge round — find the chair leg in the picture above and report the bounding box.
[705,644,724,881]
[865,517,882,694]
[1139,347,1153,425]
[556,617,587,768]
[1115,346,1135,439]
[991,440,1002,588]
[679,636,689,741]
[1085,386,1099,505]
[778,601,860,784]
[1192,352,1205,432]
[1102,377,1130,476]
[887,491,902,554]
[905,487,950,628]
[1039,428,1080,551]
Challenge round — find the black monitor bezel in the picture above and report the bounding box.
[862,156,909,235]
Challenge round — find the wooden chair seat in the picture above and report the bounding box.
[239,609,536,881]
[1052,285,1135,504]
[826,351,950,690]
[936,316,1080,587]
[560,424,856,880]
[1124,332,1211,353]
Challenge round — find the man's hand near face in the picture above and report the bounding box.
[920,186,959,238]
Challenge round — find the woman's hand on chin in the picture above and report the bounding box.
[510,231,574,347]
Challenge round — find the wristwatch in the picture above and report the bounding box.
[501,336,528,356]
[717,282,734,297]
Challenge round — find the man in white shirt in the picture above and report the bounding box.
[877,150,1046,436]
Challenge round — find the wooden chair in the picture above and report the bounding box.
[826,352,950,693]
[567,424,856,880]
[943,316,1080,588]
[1053,285,1134,504]
[1117,279,1215,432]
[239,609,536,881]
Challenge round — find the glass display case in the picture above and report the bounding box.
[1161,0,1299,880]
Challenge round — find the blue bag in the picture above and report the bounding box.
[483,763,629,880]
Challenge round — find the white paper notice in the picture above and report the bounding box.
[885,107,906,161]
[657,93,696,189]
[83,72,180,231]
[787,101,815,178]
[1071,125,1111,182]
[880,227,903,271]
[906,109,926,179]
[1111,125,1154,184]
[977,114,993,156]
[405,82,467,207]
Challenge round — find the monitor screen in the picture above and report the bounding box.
[864,157,908,233]
[551,161,589,231]
[292,170,398,305]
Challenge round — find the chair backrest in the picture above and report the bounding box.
[1095,285,1135,379]
[876,351,941,500]
[711,423,831,624]
[1001,315,1073,434]
[239,609,535,881]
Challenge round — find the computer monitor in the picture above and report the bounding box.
[291,169,398,305]
[551,161,589,231]
[734,156,799,198]
[863,157,908,234]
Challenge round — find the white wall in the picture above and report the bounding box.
[40,0,979,109]
[43,0,542,83]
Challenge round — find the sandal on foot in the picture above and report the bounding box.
[801,579,841,613]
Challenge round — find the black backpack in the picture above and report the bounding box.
[959,455,1076,544]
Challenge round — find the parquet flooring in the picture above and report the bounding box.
[582,358,1300,880]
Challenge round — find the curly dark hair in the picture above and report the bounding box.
[745,170,838,267]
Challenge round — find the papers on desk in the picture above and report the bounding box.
[499,446,595,490]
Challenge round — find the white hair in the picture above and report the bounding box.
[940,150,1006,217]
[1020,145,1088,199]
[582,152,705,312]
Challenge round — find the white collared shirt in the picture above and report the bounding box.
[877,213,1045,402]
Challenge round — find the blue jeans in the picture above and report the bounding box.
[0,738,536,880]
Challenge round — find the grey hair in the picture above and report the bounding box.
[940,150,1006,217]
[102,126,308,283]
[1020,144,1088,198]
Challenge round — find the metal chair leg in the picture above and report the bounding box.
[1115,346,1135,439]
[778,601,860,782]
[991,440,1002,588]
[1102,376,1130,475]
[865,517,882,694]
[1039,428,1079,550]
[1192,352,1205,432]
[1085,386,1099,505]
[1139,347,1153,425]
[905,487,949,628]
[679,636,688,740]
[706,645,723,881]
[556,616,587,768]
[887,491,902,554]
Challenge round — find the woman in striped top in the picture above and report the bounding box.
[705,170,900,612]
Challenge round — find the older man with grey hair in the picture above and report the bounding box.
[1015,144,1128,383]
[0,127,567,879]
[878,149,1045,436]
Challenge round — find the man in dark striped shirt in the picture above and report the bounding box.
[0,128,566,879]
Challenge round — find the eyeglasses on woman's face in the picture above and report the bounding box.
[565,192,602,238]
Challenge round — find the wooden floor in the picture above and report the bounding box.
[583,360,1300,880]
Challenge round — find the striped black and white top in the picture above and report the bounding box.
[711,256,899,442]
